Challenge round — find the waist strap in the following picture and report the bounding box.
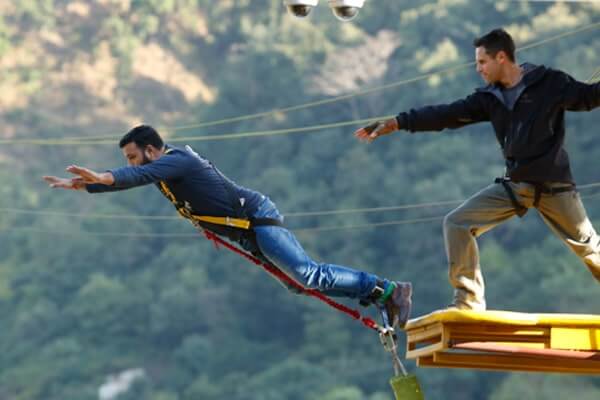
[494,178,577,215]
[191,215,283,230]
[158,181,283,230]
[251,217,284,227]
[192,215,251,229]
[528,182,576,208]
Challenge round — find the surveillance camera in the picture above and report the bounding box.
[283,0,319,18]
[328,0,365,21]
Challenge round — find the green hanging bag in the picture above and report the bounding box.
[389,374,424,400]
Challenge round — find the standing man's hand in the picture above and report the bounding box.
[43,176,87,190]
[354,118,399,142]
[65,165,114,185]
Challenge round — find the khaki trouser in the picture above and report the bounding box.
[444,181,600,310]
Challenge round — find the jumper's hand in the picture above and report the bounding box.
[354,118,399,143]
[43,176,87,190]
[66,165,114,185]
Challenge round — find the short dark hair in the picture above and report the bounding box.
[119,125,164,149]
[473,28,516,62]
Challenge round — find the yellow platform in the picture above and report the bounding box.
[404,309,600,374]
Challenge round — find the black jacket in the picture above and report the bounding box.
[396,63,600,183]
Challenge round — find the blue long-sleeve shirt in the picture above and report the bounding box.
[87,145,265,219]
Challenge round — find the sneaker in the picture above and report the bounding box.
[384,281,412,329]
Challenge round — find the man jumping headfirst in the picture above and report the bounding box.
[44,125,412,328]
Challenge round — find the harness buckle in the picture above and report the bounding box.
[359,281,386,307]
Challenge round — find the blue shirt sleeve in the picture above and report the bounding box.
[86,183,128,193]
[108,151,189,189]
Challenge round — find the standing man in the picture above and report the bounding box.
[44,125,412,328]
[355,28,600,311]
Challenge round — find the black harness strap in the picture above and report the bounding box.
[495,177,528,218]
[359,279,385,307]
[495,177,577,215]
[531,183,576,208]
[532,184,543,209]
[251,217,284,227]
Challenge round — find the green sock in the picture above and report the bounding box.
[377,281,396,304]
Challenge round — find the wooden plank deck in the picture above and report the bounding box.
[405,309,600,374]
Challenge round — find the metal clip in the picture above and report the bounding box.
[377,305,407,377]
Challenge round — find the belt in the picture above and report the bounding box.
[528,182,576,208]
[190,215,283,230]
[494,178,576,217]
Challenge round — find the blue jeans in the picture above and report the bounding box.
[248,197,383,300]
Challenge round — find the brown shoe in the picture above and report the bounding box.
[384,282,412,329]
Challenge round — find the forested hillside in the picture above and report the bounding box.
[1,1,599,399]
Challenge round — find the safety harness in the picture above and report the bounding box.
[156,148,405,375]
[156,177,387,329]
[157,148,282,234]
[155,150,390,325]
[158,182,283,231]
[494,176,576,217]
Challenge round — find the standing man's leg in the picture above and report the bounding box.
[536,186,600,282]
[444,183,521,310]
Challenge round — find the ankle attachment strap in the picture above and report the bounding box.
[359,280,387,307]
[377,281,396,305]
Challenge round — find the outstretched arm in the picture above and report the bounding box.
[44,150,189,193]
[43,175,87,191]
[354,92,489,142]
[354,119,398,142]
[43,166,116,192]
[560,71,600,111]
[45,165,135,193]
[66,165,115,185]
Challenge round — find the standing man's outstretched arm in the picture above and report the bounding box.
[354,93,490,142]
[559,71,600,111]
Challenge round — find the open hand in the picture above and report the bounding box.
[66,165,113,185]
[354,118,399,143]
[43,176,86,190]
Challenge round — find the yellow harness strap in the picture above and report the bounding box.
[157,151,251,230]
[190,215,251,230]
